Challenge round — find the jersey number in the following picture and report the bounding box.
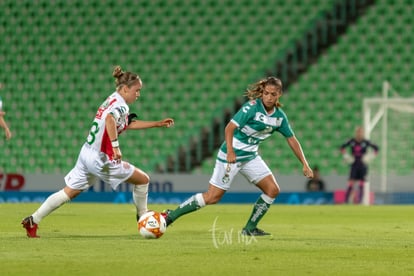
[87,122,99,145]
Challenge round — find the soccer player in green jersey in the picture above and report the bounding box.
[163,76,313,236]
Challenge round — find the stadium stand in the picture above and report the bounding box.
[256,0,414,175]
[0,0,335,174]
[0,0,412,177]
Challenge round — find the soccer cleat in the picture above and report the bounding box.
[241,227,271,236]
[21,216,40,238]
[161,209,173,226]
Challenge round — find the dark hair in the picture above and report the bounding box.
[245,76,283,107]
[112,65,141,88]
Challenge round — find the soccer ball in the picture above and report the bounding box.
[138,211,167,239]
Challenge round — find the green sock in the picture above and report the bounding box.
[169,194,204,222]
[244,196,270,230]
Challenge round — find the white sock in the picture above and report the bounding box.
[133,184,149,217]
[261,193,275,204]
[180,193,206,208]
[195,193,206,208]
[32,189,70,224]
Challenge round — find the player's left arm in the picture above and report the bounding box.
[368,140,379,154]
[276,111,312,178]
[286,136,313,178]
[362,140,379,164]
[127,118,174,130]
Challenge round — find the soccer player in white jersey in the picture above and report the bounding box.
[21,66,174,238]
[163,77,313,236]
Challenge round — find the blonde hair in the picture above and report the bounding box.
[112,65,141,89]
[245,76,283,107]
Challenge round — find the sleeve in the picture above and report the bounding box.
[340,139,352,151]
[109,103,128,122]
[368,140,379,152]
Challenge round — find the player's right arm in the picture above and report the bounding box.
[224,121,238,163]
[340,139,352,153]
[105,114,122,161]
[340,139,354,164]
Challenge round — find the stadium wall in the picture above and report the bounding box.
[0,173,413,204]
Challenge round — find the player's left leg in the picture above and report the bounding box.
[242,174,279,236]
[240,157,279,236]
[126,167,150,220]
[357,180,364,204]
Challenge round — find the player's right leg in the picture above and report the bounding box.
[345,180,354,203]
[21,151,90,238]
[21,187,81,238]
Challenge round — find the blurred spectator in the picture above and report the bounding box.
[306,166,325,192]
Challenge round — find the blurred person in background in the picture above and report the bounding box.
[163,76,313,236]
[340,126,379,204]
[21,66,174,238]
[305,165,325,192]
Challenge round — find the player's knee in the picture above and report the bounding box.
[205,196,221,205]
[142,173,150,184]
[267,185,280,198]
[135,168,150,184]
[128,169,150,185]
[203,192,222,205]
[261,182,280,198]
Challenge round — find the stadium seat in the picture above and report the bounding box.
[1,0,411,176]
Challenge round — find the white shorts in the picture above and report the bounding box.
[209,155,272,190]
[64,143,135,191]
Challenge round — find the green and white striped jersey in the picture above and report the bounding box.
[218,99,294,162]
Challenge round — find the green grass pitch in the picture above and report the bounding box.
[1,203,413,275]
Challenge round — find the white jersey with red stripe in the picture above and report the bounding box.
[86,92,129,159]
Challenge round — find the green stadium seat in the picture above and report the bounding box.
[2,0,410,175]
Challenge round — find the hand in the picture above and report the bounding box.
[342,152,354,164]
[226,150,236,163]
[362,151,376,164]
[4,128,11,140]
[112,147,122,162]
[303,165,313,178]
[159,118,174,128]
